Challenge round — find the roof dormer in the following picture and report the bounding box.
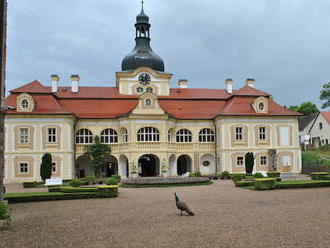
[252,96,268,114]
[16,93,35,112]
[131,92,165,115]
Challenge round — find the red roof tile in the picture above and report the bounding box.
[10,80,50,93]
[320,112,330,124]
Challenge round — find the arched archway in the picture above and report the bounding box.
[169,154,177,176]
[76,154,93,178]
[119,155,129,178]
[138,154,159,177]
[103,155,118,177]
[177,155,192,176]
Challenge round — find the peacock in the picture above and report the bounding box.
[174,192,195,216]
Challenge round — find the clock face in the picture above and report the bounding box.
[138,73,151,85]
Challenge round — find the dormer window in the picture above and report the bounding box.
[21,99,29,109]
[145,99,152,107]
[137,87,144,93]
[252,96,268,114]
[258,102,264,111]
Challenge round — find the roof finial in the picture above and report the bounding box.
[141,0,144,11]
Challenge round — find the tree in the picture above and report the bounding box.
[85,136,111,177]
[320,82,330,109]
[245,152,254,175]
[40,153,52,182]
[288,101,319,115]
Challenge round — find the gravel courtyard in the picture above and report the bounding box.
[1,180,330,248]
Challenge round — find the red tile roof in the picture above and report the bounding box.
[320,112,330,124]
[5,81,301,119]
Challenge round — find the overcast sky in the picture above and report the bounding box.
[6,0,330,108]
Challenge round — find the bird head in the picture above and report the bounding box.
[174,192,179,201]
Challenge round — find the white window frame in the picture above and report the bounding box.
[100,129,118,144]
[259,127,266,140]
[19,128,29,144]
[47,128,57,143]
[19,162,29,174]
[260,156,267,165]
[235,127,243,141]
[76,129,93,144]
[137,127,160,142]
[236,156,244,166]
[176,129,192,143]
[199,128,215,142]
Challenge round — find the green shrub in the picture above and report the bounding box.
[85,176,97,184]
[253,172,264,178]
[48,187,98,193]
[276,180,330,189]
[40,153,52,182]
[23,181,37,188]
[220,171,230,179]
[105,178,118,185]
[0,201,11,225]
[234,180,254,187]
[275,177,282,182]
[267,171,281,178]
[254,178,276,190]
[189,172,202,177]
[231,173,246,182]
[69,179,84,187]
[320,144,330,151]
[111,175,121,182]
[245,152,255,174]
[97,185,119,197]
[310,172,329,180]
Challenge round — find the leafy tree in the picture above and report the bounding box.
[85,136,111,177]
[288,101,319,115]
[245,152,254,175]
[40,153,52,182]
[320,82,330,109]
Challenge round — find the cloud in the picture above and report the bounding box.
[6,0,330,107]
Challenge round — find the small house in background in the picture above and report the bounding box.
[308,112,330,148]
[298,114,317,148]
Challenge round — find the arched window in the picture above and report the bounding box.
[100,129,118,143]
[121,128,128,143]
[76,129,93,144]
[21,99,29,109]
[145,99,152,107]
[176,129,192,143]
[146,87,153,93]
[199,128,215,142]
[137,127,160,142]
[137,87,143,93]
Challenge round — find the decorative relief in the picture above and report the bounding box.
[252,96,268,114]
[16,93,35,112]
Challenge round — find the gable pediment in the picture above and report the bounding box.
[131,92,165,115]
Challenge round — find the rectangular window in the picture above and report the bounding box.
[260,156,267,165]
[20,128,29,144]
[259,127,266,140]
[279,127,290,146]
[319,122,323,129]
[235,127,243,141]
[48,128,56,143]
[236,156,244,166]
[52,162,56,173]
[19,163,28,173]
[283,156,291,166]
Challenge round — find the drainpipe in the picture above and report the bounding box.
[213,119,218,174]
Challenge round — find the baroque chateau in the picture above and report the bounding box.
[3,6,301,183]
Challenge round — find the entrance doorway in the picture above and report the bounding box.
[103,155,118,177]
[138,154,159,177]
[177,155,192,176]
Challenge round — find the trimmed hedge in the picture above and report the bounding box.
[267,171,281,178]
[23,181,38,188]
[276,180,330,189]
[5,186,118,203]
[254,178,276,190]
[49,187,98,193]
[231,173,246,182]
[310,172,329,180]
[235,180,254,187]
[105,178,118,185]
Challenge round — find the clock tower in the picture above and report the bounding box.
[116,3,172,96]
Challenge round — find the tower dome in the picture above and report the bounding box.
[121,2,165,72]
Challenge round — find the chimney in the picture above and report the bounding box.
[225,78,233,94]
[51,74,59,93]
[246,78,255,88]
[71,74,80,93]
[178,79,188,88]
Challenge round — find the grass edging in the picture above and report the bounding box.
[5,186,118,203]
[120,181,213,188]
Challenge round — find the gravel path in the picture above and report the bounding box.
[2,180,330,248]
